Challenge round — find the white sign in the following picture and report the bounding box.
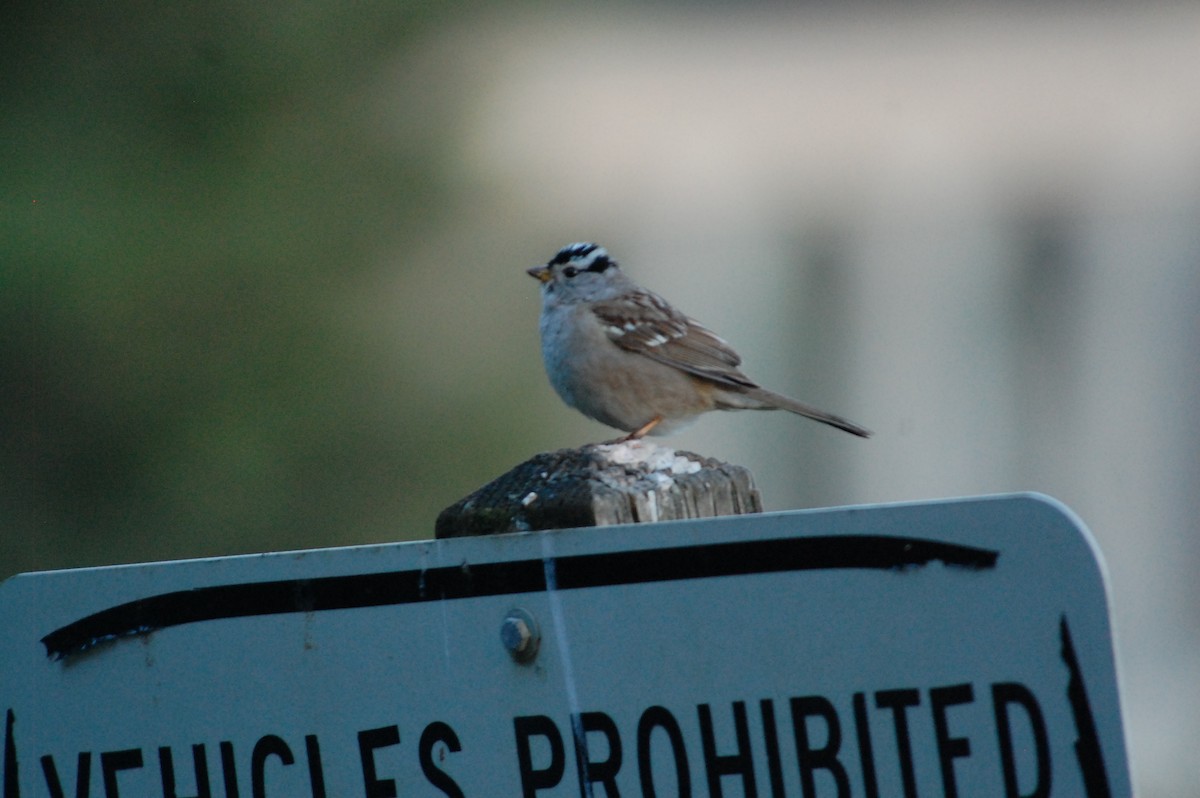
[2,493,1128,797]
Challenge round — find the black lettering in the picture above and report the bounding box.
[760,700,785,798]
[304,736,326,798]
[420,722,465,798]
[40,752,91,798]
[574,712,622,797]
[250,735,294,798]
[219,742,239,798]
[4,710,16,798]
[852,693,879,798]
[514,715,565,797]
[875,688,920,798]
[930,683,974,798]
[636,706,691,798]
[992,683,1051,798]
[100,749,143,798]
[790,696,849,798]
[159,745,211,798]
[698,702,757,797]
[357,726,400,798]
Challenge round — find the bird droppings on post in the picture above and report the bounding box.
[599,440,703,476]
[434,441,762,538]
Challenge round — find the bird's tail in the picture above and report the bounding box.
[739,387,872,438]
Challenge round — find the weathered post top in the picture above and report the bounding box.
[434,441,762,538]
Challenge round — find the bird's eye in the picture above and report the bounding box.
[562,266,579,278]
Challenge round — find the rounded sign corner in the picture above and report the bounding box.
[1005,492,1109,563]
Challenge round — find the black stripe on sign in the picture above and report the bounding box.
[1061,616,1113,798]
[3,710,17,798]
[42,534,997,660]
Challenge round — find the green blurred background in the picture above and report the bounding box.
[5,2,505,568]
[4,4,1199,794]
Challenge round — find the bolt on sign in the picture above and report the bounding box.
[1,493,1129,797]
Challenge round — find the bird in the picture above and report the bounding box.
[527,242,871,440]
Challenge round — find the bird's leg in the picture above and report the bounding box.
[619,415,663,442]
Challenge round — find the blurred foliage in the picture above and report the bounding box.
[1,1,472,577]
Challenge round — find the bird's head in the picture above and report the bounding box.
[527,243,626,302]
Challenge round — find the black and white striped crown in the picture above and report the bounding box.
[549,243,616,273]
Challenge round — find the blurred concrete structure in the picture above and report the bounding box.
[382,4,1200,795]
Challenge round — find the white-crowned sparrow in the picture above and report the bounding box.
[528,243,871,440]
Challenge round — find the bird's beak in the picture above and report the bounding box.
[527,265,552,283]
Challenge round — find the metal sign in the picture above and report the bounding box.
[1,493,1129,797]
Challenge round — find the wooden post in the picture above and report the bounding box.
[435,440,762,538]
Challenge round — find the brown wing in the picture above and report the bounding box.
[591,291,759,390]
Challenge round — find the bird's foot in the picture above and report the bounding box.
[602,415,663,444]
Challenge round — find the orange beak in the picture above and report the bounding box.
[527,265,552,283]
